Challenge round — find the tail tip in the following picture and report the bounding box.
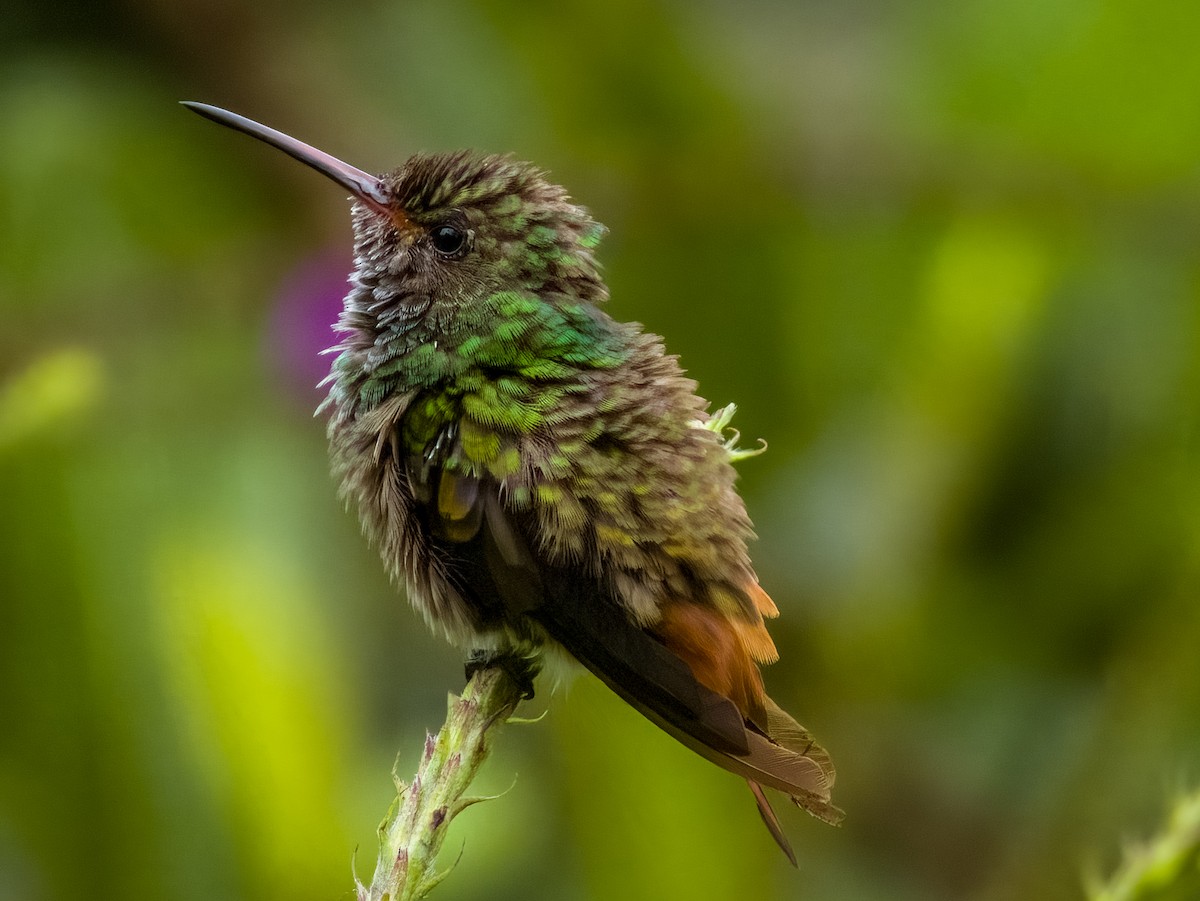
[747,780,798,867]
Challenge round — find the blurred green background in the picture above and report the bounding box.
[3,1,1199,899]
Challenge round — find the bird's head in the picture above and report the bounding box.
[183,103,607,329]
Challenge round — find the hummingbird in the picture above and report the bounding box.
[183,101,841,864]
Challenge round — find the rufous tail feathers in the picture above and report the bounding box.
[530,575,841,865]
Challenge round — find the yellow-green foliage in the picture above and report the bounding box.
[4,3,1200,900]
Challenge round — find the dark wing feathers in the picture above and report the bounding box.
[405,424,842,855]
[533,566,751,756]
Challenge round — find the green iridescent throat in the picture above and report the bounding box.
[329,285,628,427]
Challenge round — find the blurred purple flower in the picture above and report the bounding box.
[266,251,351,407]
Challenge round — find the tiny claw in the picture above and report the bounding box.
[463,648,491,683]
[464,649,539,700]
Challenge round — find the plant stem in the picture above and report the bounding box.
[1089,788,1200,901]
[356,664,527,901]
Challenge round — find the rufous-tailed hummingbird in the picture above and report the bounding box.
[183,101,841,863]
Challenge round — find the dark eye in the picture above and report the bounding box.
[430,224,468,257]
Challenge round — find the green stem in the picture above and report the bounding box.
[356,665,527,901]
[1089,788,1200,901]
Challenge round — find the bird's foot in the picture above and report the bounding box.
[465,649,539,700]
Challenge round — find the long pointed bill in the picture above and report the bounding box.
[181,101,392,214]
